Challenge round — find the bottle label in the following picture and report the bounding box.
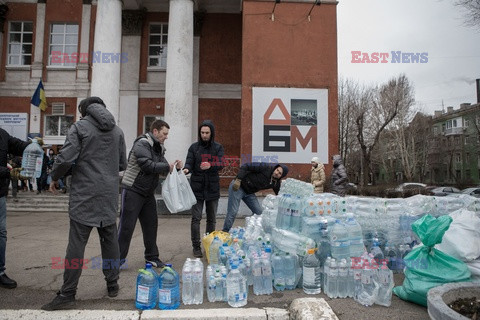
[159,289,172,304]
[137,285,150,304]
[361,273,372,285]
[262,265,272,276]
[379,272,390,284]
[339,269,348,277]
[303,267,316,285]
[354,270,361,281]
[252,267,262,277]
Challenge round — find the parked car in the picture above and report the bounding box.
[386,182,428,197]
[394,182,427,192]
[461,187,480,198]
[430,186,461,196]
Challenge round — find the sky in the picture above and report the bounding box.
[337,0,480,116]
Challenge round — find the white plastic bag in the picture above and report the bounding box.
[162,169,196,213]
[435,208,480,262]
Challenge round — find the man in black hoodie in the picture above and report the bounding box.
[222,162,289,232]
[183,120,224,257]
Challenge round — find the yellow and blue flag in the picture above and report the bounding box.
[31,80,47,112]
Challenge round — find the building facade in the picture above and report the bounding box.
[0,0,339,185]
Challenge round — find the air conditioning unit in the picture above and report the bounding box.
[51,102,65,115]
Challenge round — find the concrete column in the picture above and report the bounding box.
[90,0,122,122]
[31,2,45,80]
[164,0,194,163]
[192,36,199,142]
[76,3,91,82]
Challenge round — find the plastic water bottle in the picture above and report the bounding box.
[192,258,204,304]
[347,258,355,298]
[357,261,377,307]
[284,253,296,290]
[376,261,394,307]
[214,268,223,301]
[21,138,44,178]
[384,244,399,273]
[323,257,331,295]
[345,215,364,258]
[352,256,364,301]
[290,195,302,233]
[209,236,222,265]
[330,220,350,261]
[281,195,292,230]
[327,259,338,298]
[135,263,158,310]
[260,254,273,295]
[226,264,248,307]
[252,257,263,295]
[206,267,216,302]
[370,241,384,265]
[181,259,193,305]
[337,259,349,298]
[221,266,228,301]
[158,264,180,310]
[303,248,321,294]
[271,253,285,291]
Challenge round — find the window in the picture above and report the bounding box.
[456,153,461,163]
[465,135,469,145]
[148,23,168,68]
[453,119,457,127]
[8,21,33,66]
[465,119,470,127]
[45,115,75,137]
[49,23,79,67]
[466,169,471,179]
[446,120,452,129]
[143,115,164,134]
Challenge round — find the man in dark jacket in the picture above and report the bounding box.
[118,119,182,268]
[183,120,224,257]
[42,97,127,310]
[0,128,29,289]
[222,162,289,232]
[331,154,348,196]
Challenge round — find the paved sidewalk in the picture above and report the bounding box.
[0,196,430,320]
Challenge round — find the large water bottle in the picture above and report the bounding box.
[192,258,204,304]
[337,259,349,298]
[323,257,331,295]
[261,254,273,295]
[158,264,180,310]
[271,253,285,291]
[181,259,194,305]
[345,215,364,258]
[330,220,350,261]
[135,263,158,310]
[252,257,263,295]
[357,261,378,307]
[326,259,338,298]
[226,264,248,307]
[206,267,216,302]
[376,261,394,307]
[220,266,228,302]
[214,268,223,301]
[284,253,296,290]
[281,195,292,230]
[290,196,302,233]
[302,248,321,294]
[209,236,222,265]
[21,138,44,178]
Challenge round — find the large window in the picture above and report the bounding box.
[148,23,168,69]
[8,21,33,66]
[49,23,79,67]
[45,115,75,137]
[144,115,164,134]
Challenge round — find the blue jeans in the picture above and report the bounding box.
[222,180,263,232]
[0,197,6,274]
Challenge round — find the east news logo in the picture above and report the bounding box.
[351,51,428,63]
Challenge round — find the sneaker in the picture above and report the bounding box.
[0,273,17,289]
[193,247,203,258]
[41,292,75,311]
[107,283,119,297]
[146,258,165,269]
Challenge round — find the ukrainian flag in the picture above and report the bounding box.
[31,80,47,112]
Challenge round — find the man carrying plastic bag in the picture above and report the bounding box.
[393,214,471,306]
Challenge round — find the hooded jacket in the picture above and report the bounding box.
[331,154,348,196]
[0,128,29,197]
[311,160,326,193]
[121,131,170,196]
[184,120,224,201]
[51,103,127,227]
[237,163,288,195]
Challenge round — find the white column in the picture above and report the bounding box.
[77,3,91,82]
[31,2,45,80]
[164,0,194,163]
[90,0,122,122]
[192,36,199,142]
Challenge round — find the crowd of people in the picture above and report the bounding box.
[0,96,349,311]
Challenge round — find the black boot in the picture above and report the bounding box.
[41,292,75,311]
[0,273,17,289]
[192,243,203,258]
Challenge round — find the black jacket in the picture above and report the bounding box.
[237,163,288,195]
[184,120,224,201]
[0,128,29,197]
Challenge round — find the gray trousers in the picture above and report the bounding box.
[60,219,120,297]
[191,199,218,248]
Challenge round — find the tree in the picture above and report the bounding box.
[455,0,480,28]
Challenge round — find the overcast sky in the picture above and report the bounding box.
[337,0,480,115]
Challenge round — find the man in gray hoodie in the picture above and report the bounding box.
[42,97,127,311]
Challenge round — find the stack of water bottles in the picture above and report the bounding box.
[181,258,204,305]
[135,262,180,310]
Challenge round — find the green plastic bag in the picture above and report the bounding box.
[393,214,471,306]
